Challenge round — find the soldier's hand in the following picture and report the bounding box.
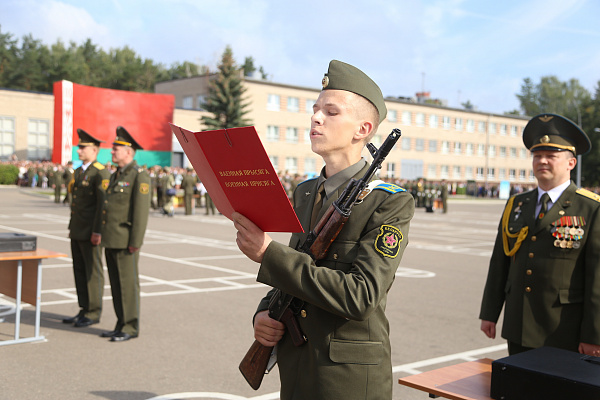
[128,246,139,253]
[90,233,101,246]
[480,320,496,339]
[579,342,600,356]
[232,212,272,263]
[254,310,285,347]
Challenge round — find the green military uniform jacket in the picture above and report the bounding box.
[480,182,600,350]
[256,162,415,400]
[101,161,150,249]
[69,162,110,240]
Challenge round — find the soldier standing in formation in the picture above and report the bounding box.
[63,129,110,328]
[233,60,415,399]
[63,161,74,205]
[100,127,150,342]
[480,114,600,357]
[180,167,198,215]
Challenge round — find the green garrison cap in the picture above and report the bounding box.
[523,113,590,156]
[321,60,387,123]
[113,126,143,151]
[76,128,104,147]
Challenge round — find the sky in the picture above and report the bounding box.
[1,0,599,115]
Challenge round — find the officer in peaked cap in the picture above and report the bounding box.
[523,113,591,155]
[63,128,110,328]
[233,60,414,399]
[100,126,150,342]
[480,113,600,357]
[113,126,144,151]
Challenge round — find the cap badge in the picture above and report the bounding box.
[322,76,329,89]
[540,135,550,144]
[539,115,554,123]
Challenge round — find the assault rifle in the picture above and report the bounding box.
[239,128,402,390]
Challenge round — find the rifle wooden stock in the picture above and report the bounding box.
[239,340,273,390]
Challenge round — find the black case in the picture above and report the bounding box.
[491,346,600,400]
[0,232,37,252]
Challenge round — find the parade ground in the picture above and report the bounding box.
[0,186,509,400]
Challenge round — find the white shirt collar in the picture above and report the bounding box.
[538,180,571,204]
[81,161,92,171]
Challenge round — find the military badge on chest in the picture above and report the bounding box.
[374,225,403,258]
[551,216,585,249]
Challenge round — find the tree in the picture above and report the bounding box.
[200,46,252,130]
[242,56,256,77]
[461,100,474,110]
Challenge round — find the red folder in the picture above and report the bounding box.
[170,124,303,233]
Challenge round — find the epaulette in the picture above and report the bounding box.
[576,188,600,202]
[93,162,105,170]
[373,182,406,194]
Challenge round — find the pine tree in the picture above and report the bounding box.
[200,46,252,130]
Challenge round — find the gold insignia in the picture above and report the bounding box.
[101,179,109,191]
[540,135,550,144]
[140,183,149,195]
[322,76,329,89]
[576,188,600,202]
[374,225,403,258]
[539,115,553,123]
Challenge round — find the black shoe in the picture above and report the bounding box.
[74,317,99,328]
[100,330,120,338]
[110,332,137,342]
[62,311,84,324]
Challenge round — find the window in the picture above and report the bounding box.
[267,94,280,111]
[440,165,449,179]
[415,138,424,151]
[465,166,473,179]
[196,95,206,111]
[488,122,496,135]
[427,164,437,179]
[285,157,298,173]
[499,168,506,180]
[488,145,496,157]
[306,99,316,113]
[388,110,397,122]
[487,168,495,179]
[386,162,396,178]
[287,97,299,112]
[529,170,535,182]
[0,116,15,160]
[519,169,526,181]
[510,147,517,158]
[499,146,506,157]
[286,127,298,143]
[509,169,516,181]
[441,141,450,154]
[454,142,462,154]
[477,144,485,156]
[182,96,193,109]
[402,111,411,125]
[429,140,437,153]
[478,121,486,133]
[500,124,507,136]
[466,119,475,133]
[402,137,411,150]
[477,167,484,179]
[520,149,528,159]
[416,113,425,127]
[455,118,463,131]
[453,166,461,179]
[510,125,518,137]
[304,157,317,175]
[269,156,279,171]
[466,143,473,156]
[266,125,279,142]
[27,119,50,160]
[429,114,438,128]
[442,116,451,130]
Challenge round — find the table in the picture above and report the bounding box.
[0,249,67,346]
[398,358,493,400]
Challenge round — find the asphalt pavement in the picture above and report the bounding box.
[0,186,509,400]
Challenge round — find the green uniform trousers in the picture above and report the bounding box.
[105,248,141,336]
[70,240,104,320]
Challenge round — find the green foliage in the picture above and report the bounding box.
[200,46,252,130]
[0,164,18,185]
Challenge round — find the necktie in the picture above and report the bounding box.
[310,183,325,231]
[537,193,550,221]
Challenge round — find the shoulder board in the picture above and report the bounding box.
[576,188,600,202]
[297,177,317,187]
[373,182,406,194]
[93,162,105,170]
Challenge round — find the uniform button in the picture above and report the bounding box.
[102,221,105,224]
[531,236,537,241]
[102,210,106,214]
[300,310,307,318]
[525,287,532,293]
[333,254,338,260]
[509,227,514,232]
[529,253,534,258]
[526,269,532,275]
[73,195,77,199]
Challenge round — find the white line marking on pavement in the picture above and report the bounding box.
[146,392,280,400]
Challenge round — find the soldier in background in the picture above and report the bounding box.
[49,164,64,203]
[63,161,74,205]
[181,168,198,215]
[62,129,110,328]
[100,127,150,342]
